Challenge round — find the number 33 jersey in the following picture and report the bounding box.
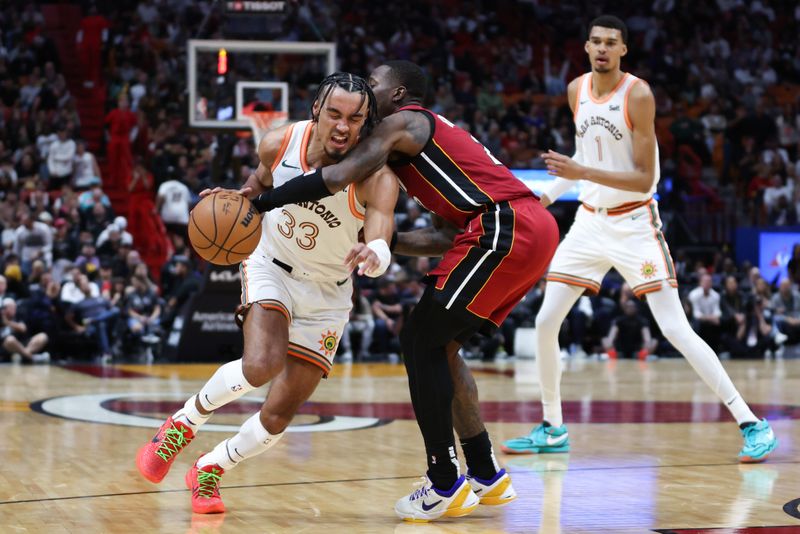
[259,120,366,281]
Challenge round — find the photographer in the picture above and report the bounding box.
[1,298,50,363]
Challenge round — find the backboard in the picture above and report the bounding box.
[187,39,337,130]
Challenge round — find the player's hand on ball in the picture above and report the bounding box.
[344,243,380,276]
[199,187,226,198]
[543,150,585,180]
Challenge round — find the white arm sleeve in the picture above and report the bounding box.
[541,141,583,202]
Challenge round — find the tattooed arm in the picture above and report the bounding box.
[320,110,430,192]
[251,111,430,212]
[394,213,462,257]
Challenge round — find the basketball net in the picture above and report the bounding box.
[242,110,289,148]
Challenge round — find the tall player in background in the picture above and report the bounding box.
[245,60,560,522]
[136,73,399,514]
[501,15,778,463]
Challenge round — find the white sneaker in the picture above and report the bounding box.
[466,469,517,506]
[340,350,353,362]
[394,475,479,522]
[774,331,788,345]
[141,334,160,345]
[31,352,50,363]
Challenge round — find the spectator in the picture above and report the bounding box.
[770,278,800,344]
[156,176,191,237]
[339,284,374,362]
[603,300,658,360]
[720,275,747,340]
[160,256,200,329]
[46,125,76,190]
[13,208,53,273]
[61,266,99,304]
[72,140,101,190]
[74,241,101,275]
[1,297,49,363]
[688,273,722,350]
[370,278,403,357]
[75,4,110,88]
[65,274,119,360]
[104,93,137,189]
[123,273,162,345]
[77,181,111,212]
[82,202,113,239]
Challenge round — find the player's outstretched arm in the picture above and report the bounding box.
[251,111,428,213]
[343,166,400,277]
[543,81,657,194]
[393,213,462,258]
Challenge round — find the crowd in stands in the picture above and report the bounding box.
[0,1,798,363]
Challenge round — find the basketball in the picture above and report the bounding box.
[187,192,262,265]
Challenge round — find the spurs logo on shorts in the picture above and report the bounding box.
[641,261,657,279]
[319,330,338,358]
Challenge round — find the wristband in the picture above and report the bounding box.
[360,239,392,278]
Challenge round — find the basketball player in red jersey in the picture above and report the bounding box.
[247,60,560,521]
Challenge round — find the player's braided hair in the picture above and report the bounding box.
[311,72,379,137]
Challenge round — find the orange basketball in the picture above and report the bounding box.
[187,192,262,265]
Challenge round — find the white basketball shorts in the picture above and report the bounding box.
[239,252,352,376]
[546,199,678,298]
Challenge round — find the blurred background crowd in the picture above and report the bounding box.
[0,0,798,364]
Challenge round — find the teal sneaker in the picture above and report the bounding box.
[501,423,569,454]
[738,419,777,463]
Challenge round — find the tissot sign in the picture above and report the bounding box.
[224,1,287,14]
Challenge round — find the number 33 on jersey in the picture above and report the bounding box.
[261,120,367,280]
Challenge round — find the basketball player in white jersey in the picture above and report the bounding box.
[136,73,399,514]
[502,16,778,462]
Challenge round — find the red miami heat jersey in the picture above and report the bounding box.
[389,105,535,228]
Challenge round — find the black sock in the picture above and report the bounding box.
[460,430,498,480]
[426,444,459,490]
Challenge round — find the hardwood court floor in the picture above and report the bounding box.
[1,357,799,533]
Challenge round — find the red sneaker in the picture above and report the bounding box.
[136,416,195,483]
[185,459,226,514]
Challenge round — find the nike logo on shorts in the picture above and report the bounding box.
[281,160,300,169]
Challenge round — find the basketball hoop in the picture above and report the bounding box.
[241,109,289,148]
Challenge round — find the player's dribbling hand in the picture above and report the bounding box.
[198,187,225,198]
[344,243,380,276]
[542,149,585,180]
[199,187,253,198]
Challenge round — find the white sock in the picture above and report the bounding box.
[647,286,758,425]
[198,412,284,470]
[535,282,584,428]
[197,359,257,412]
[172,394,211,434]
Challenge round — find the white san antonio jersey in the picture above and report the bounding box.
[574,72,660,208]
[259,120,366,281]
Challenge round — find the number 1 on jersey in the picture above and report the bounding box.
[595,136,603,161]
